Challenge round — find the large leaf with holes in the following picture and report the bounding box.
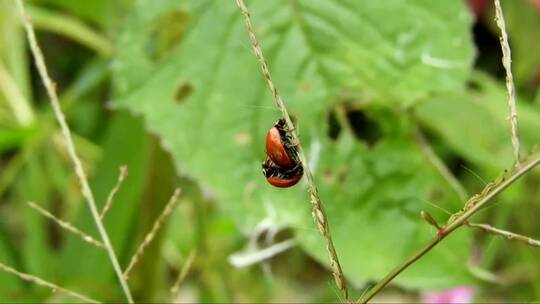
[113,0,475,288]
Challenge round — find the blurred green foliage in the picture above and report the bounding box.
[0,0,540,302]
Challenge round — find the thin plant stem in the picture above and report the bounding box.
[445,156,540,233]
[234,0,349,300]
[124,188,182,280]
[14,1,133,302]
[413,128,468,202]
[28,202,104,249]
[358,155,540,303]
[494,0,520,166]
[361,237,440,304]
[100,165,128,220]
[170,249,197,300]
[0,261,100,303]
[468,222,540,248]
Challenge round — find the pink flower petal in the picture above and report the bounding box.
[421,286,474,304]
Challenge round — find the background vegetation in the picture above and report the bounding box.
[1,0,540,302]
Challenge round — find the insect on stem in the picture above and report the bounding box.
[235,0,349,300]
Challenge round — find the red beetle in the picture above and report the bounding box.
[262,156,303,188]
[265,118,297,168]
[265,125,293,168]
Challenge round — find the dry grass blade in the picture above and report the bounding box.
[14,1,133,302]
[468,222,540,247]
[100,165,128,220]
[494,0,521,166]
[170,249,197,300]
[234,0,349,299]
[28,202,104,249]
[0,261,100,303]
[124,188,182,280]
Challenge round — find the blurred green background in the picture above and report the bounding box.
[1,0,540,302]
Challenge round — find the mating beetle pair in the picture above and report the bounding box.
[262,118,303,188]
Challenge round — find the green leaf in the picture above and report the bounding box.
[415,72,540,170]
[13,152,58,281]
[35,0,135,30]
[0,126,35,152]
[127,137,178,301]
[0,224,24,298]
[35,0,109,25]
[112,0,475,288]
[0,0,31,99]
[27,5,113,56]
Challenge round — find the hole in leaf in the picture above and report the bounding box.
[466,78,482,92]
[327,110,341,140]
[347,109,383,147]
[174,82,194,103]
[447,155,476,183]
[472,20,504,79]
[145,9,191,62]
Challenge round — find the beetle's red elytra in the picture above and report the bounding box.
[265,125,293,168]
[262,118,303,188]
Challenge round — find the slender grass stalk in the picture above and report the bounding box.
[357,155,540,303]
[234,0,349,300]
[124,188,181,280]
[494,0,520,166]
[14,1,133,302]
[28,202,104,249]
[0,261,100,303]
[468,222,540,248]
[170,249,197,300]
[100,165,128,220]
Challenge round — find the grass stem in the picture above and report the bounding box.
[494,0,520,166]
[234,0,349,299]
[14,1,133,301]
